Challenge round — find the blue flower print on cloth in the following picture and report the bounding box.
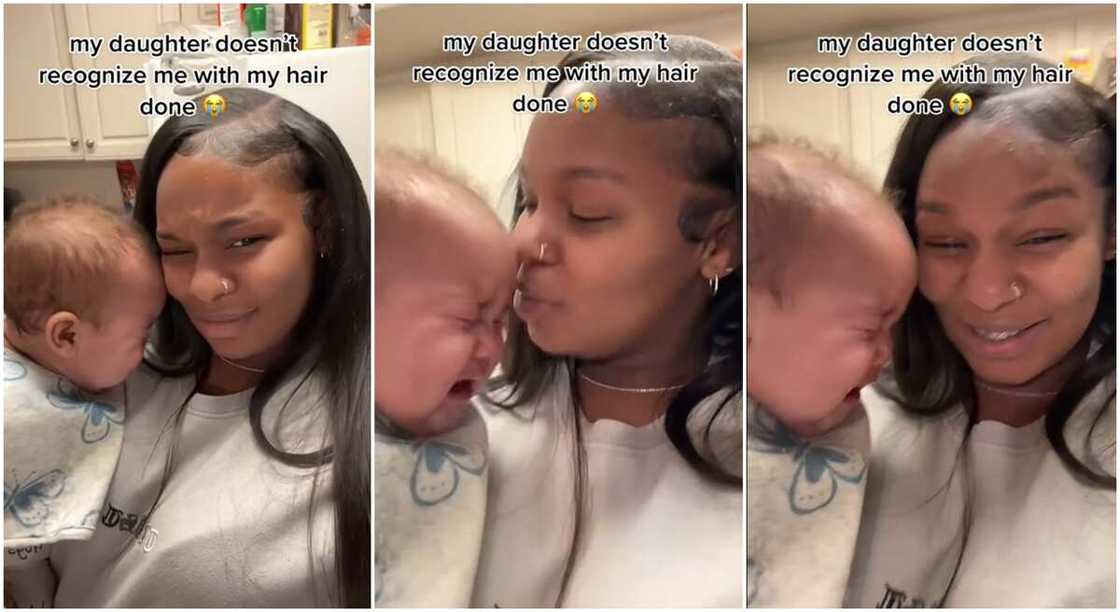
[747,556,763,606]
[4,469,66,528]
[409,440,486,506]
[4,351,28,382]
[47,379,124,444]
[748,406,865,514]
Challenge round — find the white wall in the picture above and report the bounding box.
[375,6,742,225]
[747,4,1115,185]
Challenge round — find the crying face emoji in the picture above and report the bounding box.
[202,94,227,119]
[573,91,598,114]
[949,92,973,116]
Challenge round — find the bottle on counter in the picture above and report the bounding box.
[244,4,268,38]
[285,4,334,50]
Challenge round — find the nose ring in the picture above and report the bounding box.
[220,278,233,296]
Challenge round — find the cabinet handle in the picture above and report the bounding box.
[85,139,94,150]
[69,138,79,147]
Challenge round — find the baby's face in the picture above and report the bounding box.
[747,215,916,437]
[375,223,516,437]
[67,253,166,392]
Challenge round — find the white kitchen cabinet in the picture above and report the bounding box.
[5,3,180,161]
[4,4,85,160]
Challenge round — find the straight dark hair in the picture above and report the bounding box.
[135,88,370,607]
[882,55,1115,604]
[484,34,743,602]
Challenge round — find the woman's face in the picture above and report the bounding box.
[512,103,733,359]
[915,120,1112,386]
[154,154,317,365]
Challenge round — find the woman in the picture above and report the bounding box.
[846,55,1115,607]
[473,34,743,607]
[49,88,370,607]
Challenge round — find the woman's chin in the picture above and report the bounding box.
[966,358,1050,388]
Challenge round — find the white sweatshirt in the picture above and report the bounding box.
[845,376,1116,608]
[46,364,338,607]
[471,366,743,608]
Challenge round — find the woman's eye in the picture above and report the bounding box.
[158,247,191,257]
[1019,233,1067,247]
[921,239,966,251]
[570,212,611,223]
[230,236,264,249]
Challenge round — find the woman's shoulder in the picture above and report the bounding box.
[1065,371,1116,478]
[126,362,195,408]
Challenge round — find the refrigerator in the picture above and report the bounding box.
[144,46,370,193]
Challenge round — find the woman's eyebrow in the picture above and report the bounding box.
[212,215,254,231]
[915,200,949,214]
[561,165,628,183]
[1016,186,1078,211]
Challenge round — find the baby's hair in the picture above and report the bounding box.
[747,132,889,300]
[375,148,490,218]
[4,195,155,333]
[374,149,495,267]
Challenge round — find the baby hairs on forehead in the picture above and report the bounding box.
[4,195,155,334]
[955,84,1115,231]
[374,149,497,264]
[544,34,741,243]
[176,104,335,255]
[747,133,894,303]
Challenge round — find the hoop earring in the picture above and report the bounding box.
[709,275,719,296]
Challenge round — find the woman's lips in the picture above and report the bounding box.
[513,288,559,320]
[191,309,256,339]
[959,319,1047,360]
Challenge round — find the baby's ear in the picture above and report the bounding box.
[44,312,81,359]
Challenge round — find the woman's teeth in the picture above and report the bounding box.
[972,326,1026,342]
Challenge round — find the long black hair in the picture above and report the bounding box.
[135,88,370,607]
[883,54,1115,604]
[484,34,742,601]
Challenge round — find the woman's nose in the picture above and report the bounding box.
[188,261,228,303]
[963,249,1020,312]
[511,206,559,266]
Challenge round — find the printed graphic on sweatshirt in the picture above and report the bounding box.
[100,501,159,552]
[876,583,931,608]
[747,406,865,514]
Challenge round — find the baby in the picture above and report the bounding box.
[373,150,516,607]
[745,136,917,607]
[3,196,165,606]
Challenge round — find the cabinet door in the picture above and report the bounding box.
[4,4,84,161]
[64,4,181,160]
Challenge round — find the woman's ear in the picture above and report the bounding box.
[698,207,740,280]
[44,311,81,359]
